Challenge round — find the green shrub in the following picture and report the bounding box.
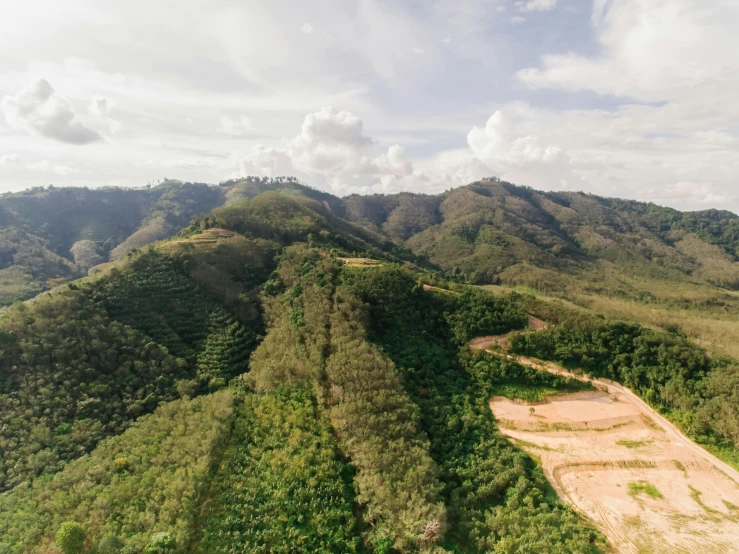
[56,522,86,554]
[144,532,175,553]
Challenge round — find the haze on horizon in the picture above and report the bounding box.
[0,0,737,214]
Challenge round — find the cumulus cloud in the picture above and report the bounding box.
[516,0,557,12]
[237,106,580,196]
[239,145,300,178]
[220,115,253,136]
[88,94,121,134]
[27,160,79,175]
[237,107,416,193]
[1,79,102,144]
[517,0,739,102]
[0,153,20,164]
[466,110,584,189]
[288,107,374,173]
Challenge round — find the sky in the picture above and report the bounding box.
[0,0,738,213]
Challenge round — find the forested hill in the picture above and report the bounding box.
[0,177,329,305]
[2,176,737,307]
[1,189,739,553]
[340,180,739,292]
[0,191,606,553]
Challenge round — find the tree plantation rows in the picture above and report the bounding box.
[0,248,261,492]
[1,191,738,553]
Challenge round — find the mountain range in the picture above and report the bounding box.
[2,176,737,306]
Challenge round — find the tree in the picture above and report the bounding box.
[96,534,123,554]
[56,522,86,554]
[144,532,175,554]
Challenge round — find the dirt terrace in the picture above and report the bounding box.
[490,368,739,553]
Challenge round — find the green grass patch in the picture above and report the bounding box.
[616,439,653,449]
[628,480,663,499]
[491,380,592,402]
[510,437,557,452]
[673,459,688,477]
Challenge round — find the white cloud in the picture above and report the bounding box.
[230,98,739,211]
[238,145,296,177]
[0,0,736,214]
[220,115,253,136]
[1,79,102,144]
[88,94,121,135]
[466,109,584,189]
[237,107,417,193]
[301,22,313,34]
[517,0,739,102]
[0,153,19,164]
[27,160,79,175]
[374,144,413,176]
[506,0,739,211]
[516,0,557,12]
[88,95,113,117]
[643,181,733,207]
[288,107,374,174]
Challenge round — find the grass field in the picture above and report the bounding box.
[480,266,739,360]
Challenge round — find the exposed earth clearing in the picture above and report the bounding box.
[480,330,739,553]
[337,257,383,267]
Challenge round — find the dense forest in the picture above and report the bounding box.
[0,184,738,553]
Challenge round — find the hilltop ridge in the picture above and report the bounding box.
[1,177,737,307]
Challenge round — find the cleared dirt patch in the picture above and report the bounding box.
[491,378,739,553]
[171,228,237,247]
[337,257,382,268]
[422,283,458,294]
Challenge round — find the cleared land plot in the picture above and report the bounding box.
[491,380,739,553]
[337,257,383,268]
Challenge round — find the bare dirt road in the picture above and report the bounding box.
[477,334,739,553]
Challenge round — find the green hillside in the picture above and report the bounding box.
[0,181,224,304]
[1,184,739,553]
[342,179,739,292]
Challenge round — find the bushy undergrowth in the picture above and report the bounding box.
[199,390,361,553]
[0,391,235,554]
